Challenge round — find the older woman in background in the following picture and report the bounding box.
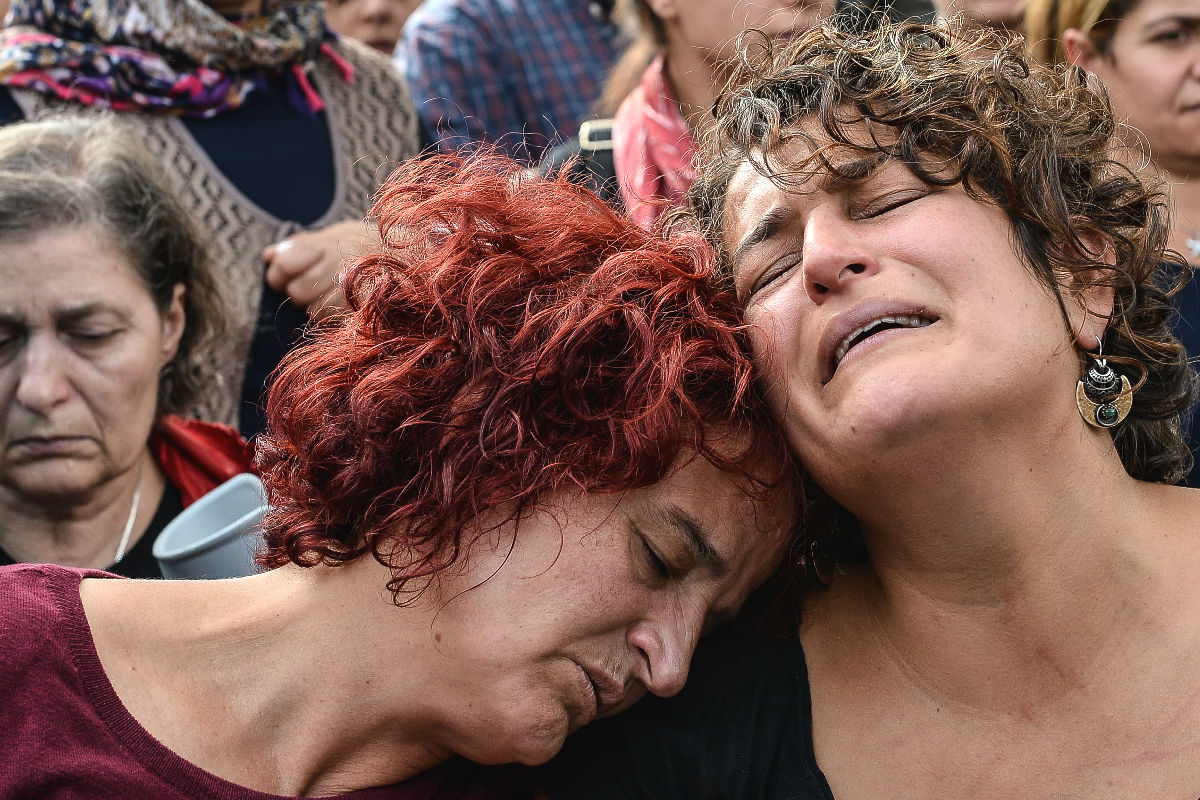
[0,153,800,797]
[541,18,1200,798]
[1025,0,1200,263]
[0,0,418,436]
[0,115,249,579]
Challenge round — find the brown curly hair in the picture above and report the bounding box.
[685,15,1195,485]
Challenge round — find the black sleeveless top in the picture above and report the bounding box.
[537,621,834,799]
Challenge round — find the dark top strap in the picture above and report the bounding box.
[538,118,623,213]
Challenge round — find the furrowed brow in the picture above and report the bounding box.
[730,205,793,269]
[665,505,727,578]
[729,154,889,269]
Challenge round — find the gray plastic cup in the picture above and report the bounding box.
[153,473,268,579]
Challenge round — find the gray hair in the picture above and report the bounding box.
[0,113,223,417]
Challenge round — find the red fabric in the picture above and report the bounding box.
[150,415,255,507]
[612,54,699,229]
[0,563,532,799]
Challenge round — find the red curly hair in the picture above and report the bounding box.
[255,153,796,597]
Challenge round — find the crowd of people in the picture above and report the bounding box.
[1,0,1199,797]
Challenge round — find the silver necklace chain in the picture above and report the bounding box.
[112,460,145,565]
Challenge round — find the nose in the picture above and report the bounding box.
[627,602,703,698]
[360,0,393,19]
[16,335,72,414]
[801,206,880,304]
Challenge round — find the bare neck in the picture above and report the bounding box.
[1162,168,1200,263]
[0,448,164,570]
[81,561,459,796]
[661,40,723,144]
[808,415,1200,711]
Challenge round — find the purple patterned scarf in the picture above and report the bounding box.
[0,0,354,117]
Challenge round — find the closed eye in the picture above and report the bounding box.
[66,328,120,344]
[638,532,671,581]
[856,189,927,219]
[748,252,801,299]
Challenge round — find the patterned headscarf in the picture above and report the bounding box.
[0,0,354,117]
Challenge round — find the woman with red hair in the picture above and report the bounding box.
[0,154,800,798]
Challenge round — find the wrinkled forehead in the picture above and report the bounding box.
[718,127,895,248]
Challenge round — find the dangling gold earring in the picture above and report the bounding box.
[1075,340,1132,428]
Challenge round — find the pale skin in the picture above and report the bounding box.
[642,0,832,143]
[0,227,185,570]
[76,453,793,796]
[725,132,1200,798]
[1063,0,1200,263]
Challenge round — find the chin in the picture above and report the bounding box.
[466,704,570,767]
[0,464,108,504]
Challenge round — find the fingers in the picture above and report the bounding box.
[262,220,376,316]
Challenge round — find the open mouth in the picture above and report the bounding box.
[833,314,934,370]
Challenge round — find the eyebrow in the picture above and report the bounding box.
[0,303,124,326]
[730,205,794,270]
[1145,13,1200,27]
[729,154,889,269]
[664,504,728,578]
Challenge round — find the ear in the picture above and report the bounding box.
[644,0,680,23]
[1062,229,1117,350]
[159,283,187,367]
[1062,28,1101,71]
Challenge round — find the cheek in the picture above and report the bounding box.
[747,300,808,399]
[85,341,167,422]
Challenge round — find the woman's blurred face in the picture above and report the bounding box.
[424,450,795,766]
[325,0,422,55]
[720,133,1087,502]
[1081,0,1200,173]
[0,227,184,503]
[932,0,1025,29]
[656,0,834,65]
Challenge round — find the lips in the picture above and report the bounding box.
[578,663,626,720]
[8,436,91,457]
[818,300,938,384]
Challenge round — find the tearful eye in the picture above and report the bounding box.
[748,253,801,298]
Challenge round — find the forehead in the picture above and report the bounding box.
[720,134,891,247]
[0,227,147,307]
[637,451,797,572]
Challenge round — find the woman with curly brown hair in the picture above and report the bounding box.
[540,17,1200,800]
[0,156,800,797]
